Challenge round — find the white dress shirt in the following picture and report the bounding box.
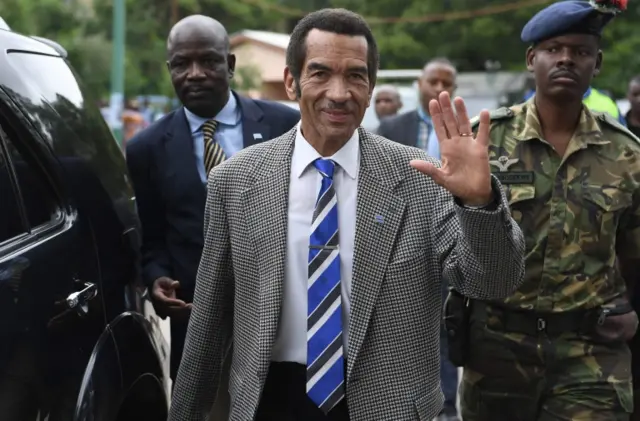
[271,124,359,364]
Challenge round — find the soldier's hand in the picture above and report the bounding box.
[151,276,192,319]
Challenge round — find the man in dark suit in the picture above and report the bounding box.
[376,58,457,156]
[125,14,300,388]
[376,57,460,421]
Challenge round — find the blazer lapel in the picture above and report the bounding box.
[240,128,295,381]
[236,92,271,148]
[164,108,206,196]
[347,128,406,383]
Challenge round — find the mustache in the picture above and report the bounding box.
[323,101,353,112]
[550,69,578,80]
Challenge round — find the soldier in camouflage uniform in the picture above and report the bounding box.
[459,0,640,420]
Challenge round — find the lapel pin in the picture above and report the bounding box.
[374,214,384,224]
[253,133,263,140]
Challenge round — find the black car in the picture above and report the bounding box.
[0,25,169,421]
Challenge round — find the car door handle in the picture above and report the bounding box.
[66,282,98,315]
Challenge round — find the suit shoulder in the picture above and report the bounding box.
[380,110,417,128]
[253,99,300,119]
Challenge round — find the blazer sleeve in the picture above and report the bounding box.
[169,172,235,421]
[125,136,172,287]
[435,174,526,299]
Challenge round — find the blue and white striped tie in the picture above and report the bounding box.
[306,158,345,413]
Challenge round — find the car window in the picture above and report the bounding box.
[0,140,26,244]
[0,124,59,232]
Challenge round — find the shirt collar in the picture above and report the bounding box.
[292,123,359,180]
[183,91,239,134]
[417,106,431,123]
[513,96,608,146]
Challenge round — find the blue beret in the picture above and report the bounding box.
[521,0,617,44]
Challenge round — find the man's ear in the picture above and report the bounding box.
[366,79,376,108]
[526,46,535,72]
[594,50,603,76]
[284,67,298,101]
[228,54,236,79]
[166,61,171,73]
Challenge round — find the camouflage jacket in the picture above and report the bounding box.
[473,98,640,312]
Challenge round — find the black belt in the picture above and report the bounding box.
[471,302,598,336]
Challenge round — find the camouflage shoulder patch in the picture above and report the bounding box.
[595,112,640,145]
[470,107,515,130]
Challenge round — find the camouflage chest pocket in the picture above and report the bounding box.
[506,184,536,225]
[581,185,632,256]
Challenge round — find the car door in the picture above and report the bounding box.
[0,112,104,421]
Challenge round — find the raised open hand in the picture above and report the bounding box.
[410,92,493,206]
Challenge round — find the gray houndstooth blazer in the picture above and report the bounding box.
[169,127,525,421]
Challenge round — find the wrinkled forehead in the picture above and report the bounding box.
[304,29,369,69]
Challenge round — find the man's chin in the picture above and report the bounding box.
[323,125,358,142]
[545,85,585,103]
[183,99,220,118]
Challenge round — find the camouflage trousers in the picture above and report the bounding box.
[460,305,633,421]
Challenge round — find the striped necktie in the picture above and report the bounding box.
[202,119,225,176]
[307,158,345,413]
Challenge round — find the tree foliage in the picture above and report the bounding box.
[3,0,639,98]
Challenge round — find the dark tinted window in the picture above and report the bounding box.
[1,124,58,231]
[0,140,25,244]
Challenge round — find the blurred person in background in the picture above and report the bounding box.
[625,75,640,137]
[373,84,402,120]
[626,76,640,421]
[376,58,457,159]
[122,98,146,147]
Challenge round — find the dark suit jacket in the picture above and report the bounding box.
[375,109,420,147]
[125,92,300,302]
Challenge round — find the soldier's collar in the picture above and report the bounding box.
[513,98,609,146]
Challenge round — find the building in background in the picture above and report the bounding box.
[230,30,289,100]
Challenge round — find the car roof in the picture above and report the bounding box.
[0,22,61,57]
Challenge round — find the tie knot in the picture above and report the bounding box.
[202,119,218,134]
[313,158,336,179]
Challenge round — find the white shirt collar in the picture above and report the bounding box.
[183,91,239,134]
[291,122,359,180]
